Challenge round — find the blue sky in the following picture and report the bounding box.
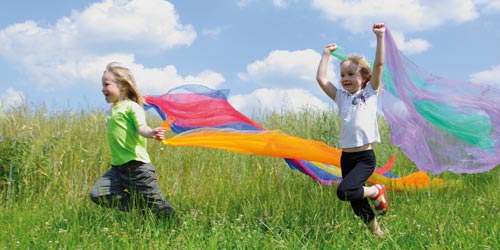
[1,0,499,115]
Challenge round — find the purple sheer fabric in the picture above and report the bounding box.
[382,28,500,174]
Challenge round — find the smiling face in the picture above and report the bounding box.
[340,60,365,94]
[101,71,123,104]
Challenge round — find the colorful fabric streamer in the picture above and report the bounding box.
[145,84,447,191]
[381,28,500,174]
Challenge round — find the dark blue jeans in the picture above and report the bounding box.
[90,160,174,218]
[337,150,376,224]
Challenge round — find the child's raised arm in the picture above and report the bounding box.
[316,43,338,100]
[371,23,385,91]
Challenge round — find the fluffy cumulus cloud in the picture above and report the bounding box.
[133,65,225,94]
[0,0,218,91]
[80,57,225,94]
[470,65,500,87]
[311,0,479,33]
[72,0,196,51]
[235,49,336,115]
[229,88,330,116]
[0,0,197,56]
[0,88,25,109]
[238,49,337,90]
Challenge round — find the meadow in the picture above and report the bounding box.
[0,105,498,249]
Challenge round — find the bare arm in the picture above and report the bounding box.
[138,125,166,140]
[370,23,385,91]
[316,43,338,100]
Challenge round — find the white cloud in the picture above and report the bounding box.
[229,88,331,116]
[0,0,198,90]
[0,0,196,56]
[0,88,25,109]
[311,0,479,33]
[236,49,338,115]
[62,55,226,95]
[23,53,134,91]
[470,64,500,87]
[133,65,225,94]
[238,49,337,90]
[373,31,431,54]
[72,0,196,51]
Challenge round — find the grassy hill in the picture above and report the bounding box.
[1,106,498,249]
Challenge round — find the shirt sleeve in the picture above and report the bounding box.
[366,82,380,96]
[129,102,147,128]
[334,88,343,108]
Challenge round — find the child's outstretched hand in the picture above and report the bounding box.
[152,127,166,141]
[323,43,338,55]
[373,23,385,36]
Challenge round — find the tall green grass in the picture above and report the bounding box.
[0,105,498,249]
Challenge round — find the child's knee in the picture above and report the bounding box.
[89,187,109,204]
[89,192,101,204]
[157,206,175,219]
[336,186,348,200]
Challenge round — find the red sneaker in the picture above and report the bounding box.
[370,184,388,215]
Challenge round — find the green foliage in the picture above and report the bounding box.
[0,136,30,195]
[0,107,498,249]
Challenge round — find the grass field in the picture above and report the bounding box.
[1,106,498,249]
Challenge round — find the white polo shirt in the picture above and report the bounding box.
[334,83,381,149]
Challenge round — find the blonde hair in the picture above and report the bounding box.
[341,55,372,89]
[105,62,144,106]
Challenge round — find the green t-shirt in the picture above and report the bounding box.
[107,99,151,166]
